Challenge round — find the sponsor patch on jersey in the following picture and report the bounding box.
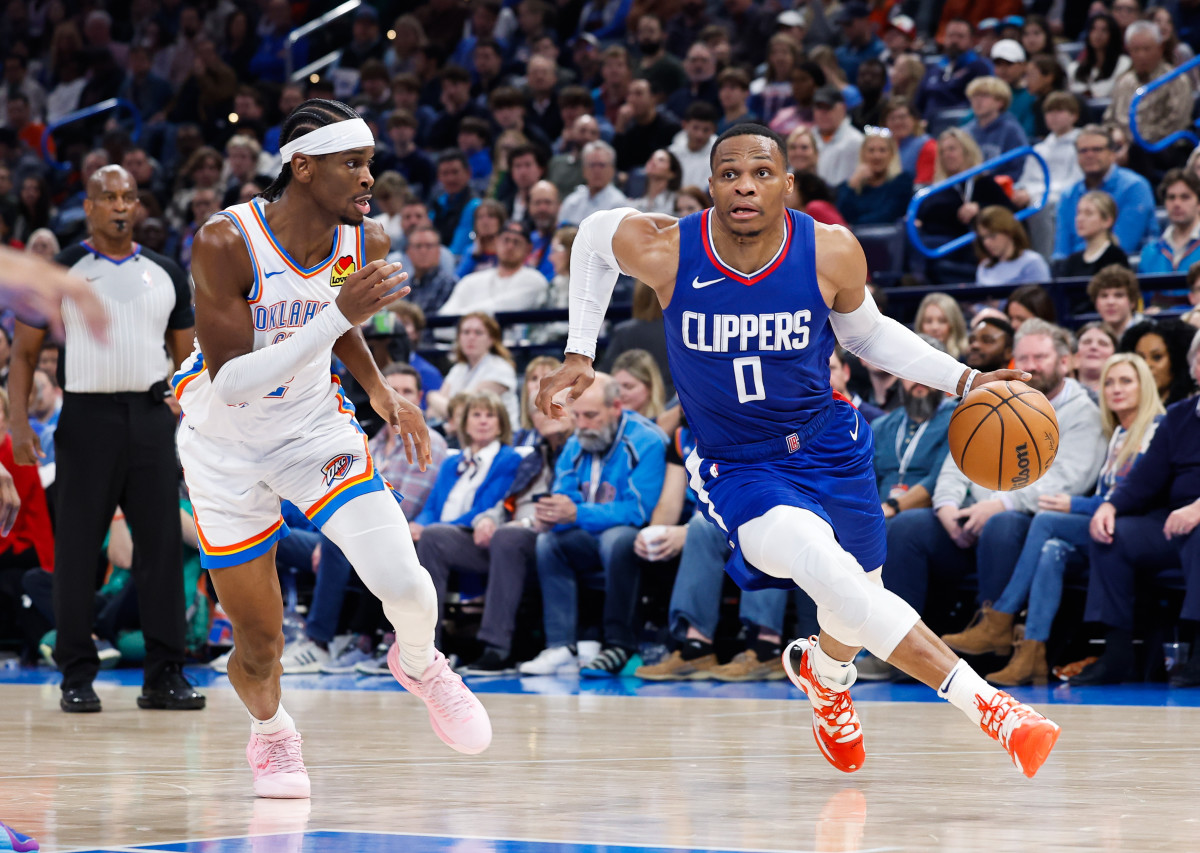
[321,453,357,485]
[786,433,800,453]
[330,255,356,287]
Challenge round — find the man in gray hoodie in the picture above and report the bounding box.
[880,319,1107,628]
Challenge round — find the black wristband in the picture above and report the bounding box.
[885,497,901,512]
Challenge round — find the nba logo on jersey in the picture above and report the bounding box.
[330,255,356,287]
[321,453,356,485]
[786,433,800,453]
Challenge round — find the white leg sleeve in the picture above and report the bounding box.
[319,490,437,669]
[738,507,919,659]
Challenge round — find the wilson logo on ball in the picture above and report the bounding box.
[1011,443,1031,489]
[330,255,356,287]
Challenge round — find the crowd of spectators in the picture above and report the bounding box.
[1,0,1199,689]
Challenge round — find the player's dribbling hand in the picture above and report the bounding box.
[370,386,432,471]
[962,369,1032,395]
[536,353,595,419]
[335,259,410,325]
[0,464,20,537]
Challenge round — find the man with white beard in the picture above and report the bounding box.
[517,373,668,677]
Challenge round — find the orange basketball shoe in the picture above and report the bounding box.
[389,645,492,755]
[247,729,311,798]
[783,637,865,773]
[975,691,1061,778]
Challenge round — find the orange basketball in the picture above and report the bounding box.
[948,380,1059,492]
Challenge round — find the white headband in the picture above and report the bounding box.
[280,118,375,162]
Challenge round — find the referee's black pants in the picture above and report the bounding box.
[54,391,186,690]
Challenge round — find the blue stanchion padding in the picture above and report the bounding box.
[41,98,142,171]
[1129,54,1200,153]
[906,145,1050,260]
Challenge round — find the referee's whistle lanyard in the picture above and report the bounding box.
[895,414,930,487]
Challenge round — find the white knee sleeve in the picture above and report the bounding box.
[739,508,918,659]
[319,489,438,645]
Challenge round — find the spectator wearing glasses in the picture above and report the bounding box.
[1053,124,1157,260]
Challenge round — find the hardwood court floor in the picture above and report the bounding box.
[2,675,1198,853]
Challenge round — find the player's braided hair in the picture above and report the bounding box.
[260,99,360,202]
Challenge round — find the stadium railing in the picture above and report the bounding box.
[41,98,141,171]
[905,145,1050,261]
[1129,54,1200,152]
[287,0,362,83]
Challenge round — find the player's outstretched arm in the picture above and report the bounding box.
[817,224,1028,396]
[536,209,679,417]
[0,245,108,342]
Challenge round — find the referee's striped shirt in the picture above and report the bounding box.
[53,242,194,393]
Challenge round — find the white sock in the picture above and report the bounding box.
[249,703,296,736]
[811,639,857,690]
[937,659,1000,727]
[396,638,436,680]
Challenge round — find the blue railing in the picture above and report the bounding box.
[906,146,1050,259]
[1129,54,1200,152]
[41,98,141,171]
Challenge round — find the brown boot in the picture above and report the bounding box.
[987,639,1049,686]
[941,604,1015,656]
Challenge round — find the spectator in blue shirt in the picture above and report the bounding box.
[834,2,885,88]
[963,77,1029,181]
[914,19,993,123]
[1139,170,1200,274]
[835,130,914,225]
[1053,124,1157,260]
[430,150,482,259]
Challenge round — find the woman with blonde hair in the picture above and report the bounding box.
[942,353,1165,686]
[914,293,968,360]
[835,129,912,225]
[973,206,1052,285]
[427,313,519,423]
[915,129,1013,266]
[888,53,926,102]
[610,349,666,419]
[1056,191,1129,279]
[786,126,820,175]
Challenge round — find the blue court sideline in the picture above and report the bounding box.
[2,664,1198,707]
[75,831,814,853]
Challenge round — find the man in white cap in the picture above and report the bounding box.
[990,39,1035,137]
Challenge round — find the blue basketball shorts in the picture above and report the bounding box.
[683,399,887,591]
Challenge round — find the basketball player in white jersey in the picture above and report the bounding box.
[177,100,491,799]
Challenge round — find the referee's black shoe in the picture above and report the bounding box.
[137,664,206,710]
[60,684,102,713]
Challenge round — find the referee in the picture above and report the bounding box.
[9,165,205,713]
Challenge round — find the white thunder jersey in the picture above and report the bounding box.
[172,197,367,440]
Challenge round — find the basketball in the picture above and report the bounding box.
[948,380,1059,492]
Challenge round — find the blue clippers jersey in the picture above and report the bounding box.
[664,208,836,460]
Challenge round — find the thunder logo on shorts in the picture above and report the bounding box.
[321,453,357,485]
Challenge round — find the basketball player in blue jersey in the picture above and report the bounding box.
[181,100,491,798]
[538,124,1062,778]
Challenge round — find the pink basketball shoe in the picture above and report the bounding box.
[246,729,311,799]
[388,644,492,754]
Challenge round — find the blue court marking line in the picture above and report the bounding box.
[3,666,1200,708]
[66,829,904,853]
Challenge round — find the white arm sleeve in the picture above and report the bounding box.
[208,302,353,404]
[830,291,968,396]
[565,206,639,360]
